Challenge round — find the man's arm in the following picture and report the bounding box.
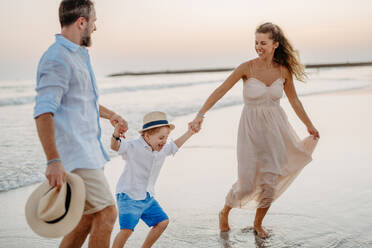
[99,104,115,120]
[99,105,128,136]
[35,113,66,189]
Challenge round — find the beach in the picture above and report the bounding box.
[1,0,372,246]
[1,86,372,247]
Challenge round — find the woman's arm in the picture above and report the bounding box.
[283,68,320,138]
[192,62,249,129]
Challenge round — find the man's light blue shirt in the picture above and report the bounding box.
[34,34,109,172]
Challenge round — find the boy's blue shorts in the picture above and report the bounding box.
[116,192,168,230]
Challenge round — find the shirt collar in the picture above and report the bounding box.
[55,34,81,53]
[138,136,152,150]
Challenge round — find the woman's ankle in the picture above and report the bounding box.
[254,220,262,227]
[220,205,232,214]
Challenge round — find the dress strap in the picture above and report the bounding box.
[280,65,282,78]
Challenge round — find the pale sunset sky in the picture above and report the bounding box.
[0,0,371,80]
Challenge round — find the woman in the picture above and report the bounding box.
[191,22,319,238]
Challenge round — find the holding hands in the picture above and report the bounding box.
[113,122,123,138]
[188,122,199,135]
[111,123,125,152]
[190,113,204,133]
[110,113,128,138]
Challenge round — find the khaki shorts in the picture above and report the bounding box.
[71,168,115,215]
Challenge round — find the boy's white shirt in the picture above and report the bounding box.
[115,136,179,200]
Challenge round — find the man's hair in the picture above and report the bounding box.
[59,0,94,28]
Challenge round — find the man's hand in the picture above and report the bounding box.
[110,114,128,137]
[45,162,67,190]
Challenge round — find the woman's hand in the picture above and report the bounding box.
[188,122,198,135]
[191,115,203,132]
[307,125,320,139]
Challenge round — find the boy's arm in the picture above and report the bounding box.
[174,123,196,148]
[111,124,121,151]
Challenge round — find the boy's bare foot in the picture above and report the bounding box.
[253,225,269,239]
[219,211,230,232]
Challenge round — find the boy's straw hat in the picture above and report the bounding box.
[138,111,175,133]
[25,173,85,238]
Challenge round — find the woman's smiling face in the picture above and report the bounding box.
[255,32,278,59]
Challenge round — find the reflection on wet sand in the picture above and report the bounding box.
[220,227,271,248]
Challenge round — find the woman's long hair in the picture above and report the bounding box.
[256,22,307,82]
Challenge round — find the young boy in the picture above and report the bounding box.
[111,111,197,248]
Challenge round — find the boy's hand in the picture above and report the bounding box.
[191,115,203,133]
[174,122,197,148]
[110,114,128,134]
[114,123,127,139]
[188,122,198,134]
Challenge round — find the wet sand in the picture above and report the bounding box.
[1,89,372,247]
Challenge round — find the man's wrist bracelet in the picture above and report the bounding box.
[47,158,61,166]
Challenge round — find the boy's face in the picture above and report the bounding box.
[144,126,171,151]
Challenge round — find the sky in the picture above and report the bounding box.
[1,0,372,80]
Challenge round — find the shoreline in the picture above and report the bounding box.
[108,61,372,77]
[1,84,372,194]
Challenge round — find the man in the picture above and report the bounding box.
[34,1,127,247]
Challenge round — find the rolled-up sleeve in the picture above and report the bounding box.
[34,59,71,118]
[162,140,179,156]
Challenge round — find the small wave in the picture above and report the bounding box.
[0,172,44,192]
[0,96,35,107]
[0,79,221,107]
[100,79,220,94]
[1,74,371,108]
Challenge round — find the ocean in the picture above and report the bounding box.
[1,65,372,248]
[0,66,372,193]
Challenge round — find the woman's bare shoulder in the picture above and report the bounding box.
[279,64,291,78]
[241,58,258,68]
[237,59,257,75]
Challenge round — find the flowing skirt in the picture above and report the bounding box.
[225,105,318,209]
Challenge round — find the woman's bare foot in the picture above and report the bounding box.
[253,224,269,239]
[219,211,230,232]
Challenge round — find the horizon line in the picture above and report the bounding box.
[108,61,372,77]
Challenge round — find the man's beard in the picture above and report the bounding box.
[81,28,92,47]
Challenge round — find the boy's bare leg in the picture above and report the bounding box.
[59,214,94,248]
[219,205,232,232]
[112,229,133,248]
[89,205,117,248]
[141,219,169,248]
